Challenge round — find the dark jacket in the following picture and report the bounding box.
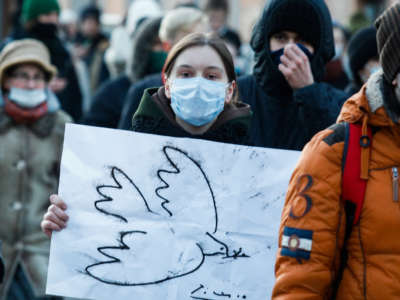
[245,0,348,150]
[74,31,110,92]
[345,82,361,97]
[132,87,252,145]
[118,73,163,130]
[82,17,163,128]
[81,75,131,128]
[1,24,83,122]
[238,75,346,150]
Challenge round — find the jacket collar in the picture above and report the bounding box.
[0,110,57,137]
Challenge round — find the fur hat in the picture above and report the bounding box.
[0,39,57,84]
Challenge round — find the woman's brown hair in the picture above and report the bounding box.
[162,32,240,104]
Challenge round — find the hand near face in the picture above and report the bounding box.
[278,44,314,90]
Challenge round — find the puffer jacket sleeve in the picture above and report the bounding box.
[272,125,347,299]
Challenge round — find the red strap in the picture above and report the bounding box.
[342,123,372,225]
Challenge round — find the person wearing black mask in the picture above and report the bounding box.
[238,0,348,150]
[1,0,84,122]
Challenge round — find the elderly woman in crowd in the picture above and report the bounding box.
[0,39,70,300]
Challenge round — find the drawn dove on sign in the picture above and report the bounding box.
[84,146,249,286]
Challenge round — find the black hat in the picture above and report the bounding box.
[347,26,378,85]
[267,0,321,50]
[80,5,101,23]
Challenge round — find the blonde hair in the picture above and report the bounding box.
[158,7,208,43]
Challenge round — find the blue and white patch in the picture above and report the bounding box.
[281,227,313,260]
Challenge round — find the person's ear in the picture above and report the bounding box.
[164,76,171,99]
[225,80,236,104]
[162,41,172,52]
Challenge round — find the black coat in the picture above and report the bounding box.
[118,73,163,130]
[81,75,131,128]
[245,0,348,150]
[345,82,361,97]
[74,31,110,89]
[238,75,347,150]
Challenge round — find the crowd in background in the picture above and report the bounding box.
[0,0,397,299]
[0,0,385,129]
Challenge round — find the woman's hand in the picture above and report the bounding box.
[41,194,69,238]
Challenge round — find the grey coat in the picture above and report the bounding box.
[0,110,71,299]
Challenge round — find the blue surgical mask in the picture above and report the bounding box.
[170,77,227,127]
[270,43,314,67]
[8,87,47,108]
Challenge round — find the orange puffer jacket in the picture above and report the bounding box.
[272,70,400,300]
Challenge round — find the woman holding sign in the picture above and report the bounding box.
[41,33,252,233]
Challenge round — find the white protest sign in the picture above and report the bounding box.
[46,124,301,300]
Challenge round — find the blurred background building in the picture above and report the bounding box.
[0,0,392,41]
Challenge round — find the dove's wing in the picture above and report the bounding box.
[85,228,205,286]
[155,146,218,234]
[95,166,153,223]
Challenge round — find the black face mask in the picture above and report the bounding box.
[270,43,314,67]
[29,23,58,39]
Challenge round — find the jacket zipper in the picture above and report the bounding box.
[392,167,399,202]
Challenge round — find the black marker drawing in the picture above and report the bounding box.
[190,284,247,299]
[84,146,249,286]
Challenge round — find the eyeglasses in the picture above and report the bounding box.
[10,72,46,84]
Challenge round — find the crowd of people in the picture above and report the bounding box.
[0,0,399,299]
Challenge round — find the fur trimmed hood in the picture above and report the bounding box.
[338,69,397,128]
[365,69,385,113]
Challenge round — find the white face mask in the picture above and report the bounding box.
[170,77,228,127]
[8,87,47,108]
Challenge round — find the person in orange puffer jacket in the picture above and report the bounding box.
[272,3,400,299]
